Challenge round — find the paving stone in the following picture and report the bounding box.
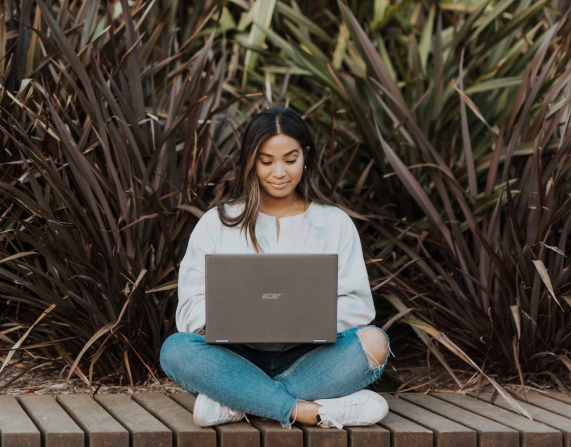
[509,392,571,419]
[434,392,562,447]
[400,393,518,447]
[0,395,41,447]
[383,394,476,447]
[545,393,571,406]
[376,411,433,447]
[94,394,171,447]
[131,393,216,447]
[170,392,261,447]
[248,415,304,447]
[18,395,84,447]
[343,424,390,447]
[474,393,571,447]
[56,395,128,447]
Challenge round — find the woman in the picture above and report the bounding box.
[160,107,391,430]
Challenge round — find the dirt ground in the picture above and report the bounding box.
[0,366,186,396]
[1,356,566,397]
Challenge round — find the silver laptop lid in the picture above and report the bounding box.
[205,254,338,344]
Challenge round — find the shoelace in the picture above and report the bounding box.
[317,398,364,429]
[225,407,251,424]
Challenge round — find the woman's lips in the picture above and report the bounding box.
[271,182,289,189]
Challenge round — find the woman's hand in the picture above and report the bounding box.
[197,326,206,336]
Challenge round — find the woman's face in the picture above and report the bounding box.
[255,133,307,199]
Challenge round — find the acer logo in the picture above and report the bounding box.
[262,293,281,299]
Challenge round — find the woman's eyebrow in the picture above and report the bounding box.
[258,148,299,157]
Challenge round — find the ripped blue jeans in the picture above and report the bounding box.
[159,324,391,429]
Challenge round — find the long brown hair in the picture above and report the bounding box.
[215,107,337,253]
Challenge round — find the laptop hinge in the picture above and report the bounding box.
[216,340,229,343]
[313,340,327,343]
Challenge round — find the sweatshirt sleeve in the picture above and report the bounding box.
[336,213,376,333]
[175,210,216,334]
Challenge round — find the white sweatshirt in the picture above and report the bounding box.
[175,200,376,351]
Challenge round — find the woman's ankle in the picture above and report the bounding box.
[290,401,323,425]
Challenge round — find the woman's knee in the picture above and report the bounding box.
[356,326,389,369]
[160,331,202,376]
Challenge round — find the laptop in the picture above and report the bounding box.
[205,253,338,345]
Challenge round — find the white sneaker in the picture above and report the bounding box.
[193,393,251,427]
[313,390,389,429]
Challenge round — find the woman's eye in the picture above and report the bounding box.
[261,161,296,165]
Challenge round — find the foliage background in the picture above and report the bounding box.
[1,0,570,393]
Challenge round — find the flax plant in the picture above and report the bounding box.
[0,0,570,397]
[235,0,571,388]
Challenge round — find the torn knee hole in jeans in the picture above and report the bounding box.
[356,326,394,380]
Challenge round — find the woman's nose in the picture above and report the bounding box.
[273,166,287,177]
